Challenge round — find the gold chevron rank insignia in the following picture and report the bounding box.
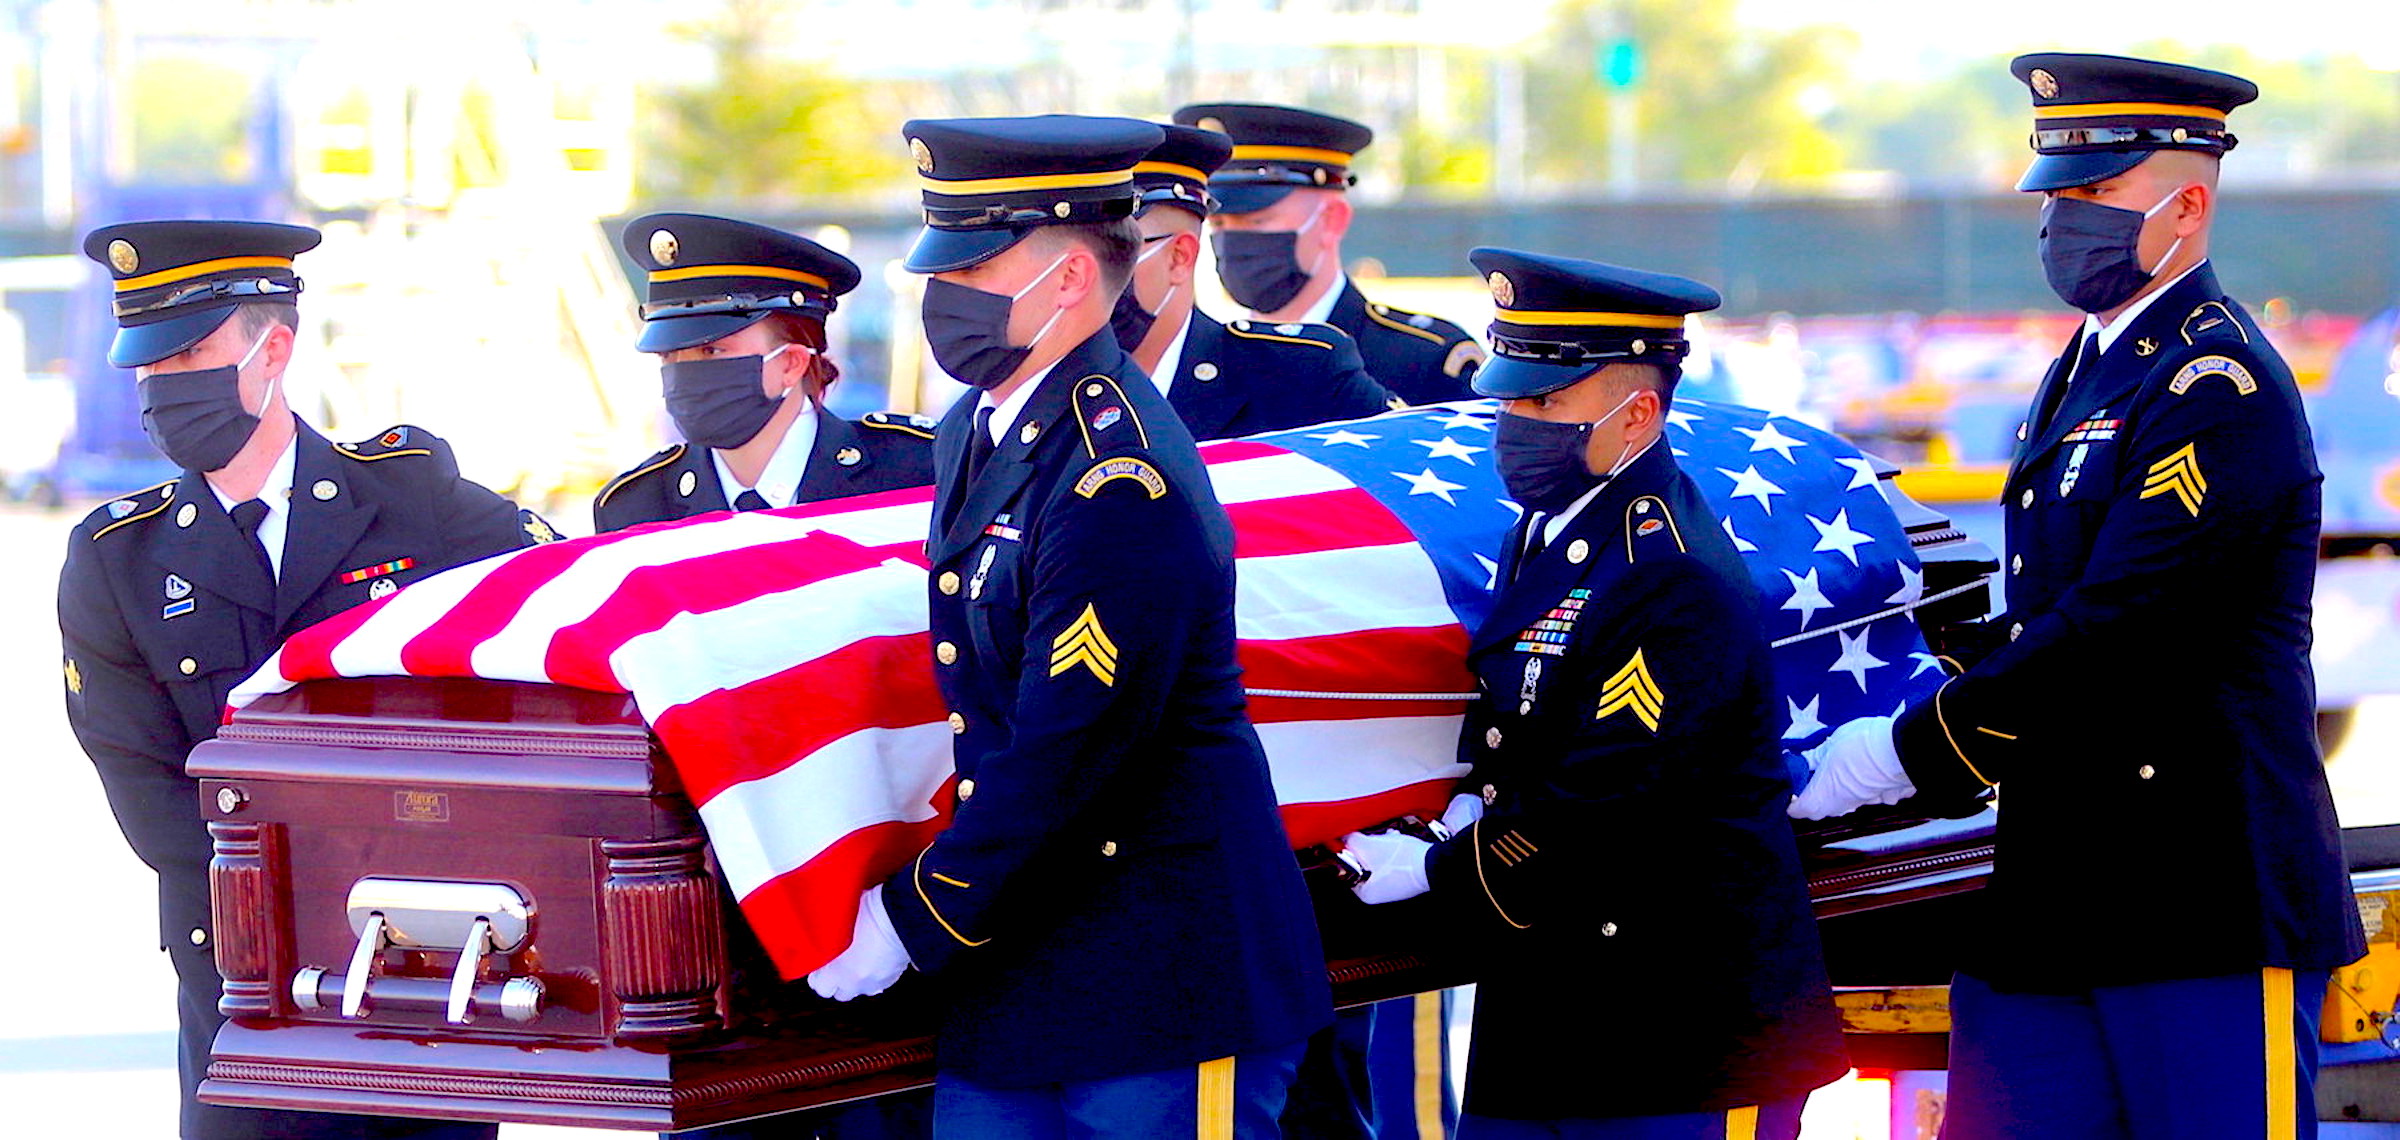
[2140,443,2208,516]
[1595,648,1664,732]
[1049,603,1119,686]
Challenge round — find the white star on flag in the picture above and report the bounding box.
[1808,508,1875,566]
[1497,498,1525,519]
[1665,407,1702,432]
[1413,436,1486,464]
[1784,695,1826,740]
[1721,515,1758,553]
[1736,420,1808,463]
[1434,410,1491,432]
[1836,456,1881,492]
[1909,651,1944,678]
[1718,465,1787,514]
[1399,467,1467,505]
[1885,563,1924,605]
[1780,566,1834,629]
[1829,627,1889,691]
[1475,553,1500,589]
[1308,429,1378,448]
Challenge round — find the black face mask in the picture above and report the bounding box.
[921,253,1068,391]
[1211,229,1315,313]
[663,351,790,449]
[2038,190,2184,314]
[1107,285,1157,353]
[140,365,261,472]
[1494,412,1600,515]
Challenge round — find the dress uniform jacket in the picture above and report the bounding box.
[1424,442,1846,1120]
[1166,311,1392,441]
[1892,264,2364,992]
[880,331,1332,1087]
[591,408,937,533]
[1323,280,1482,407]
[59,421,534,1139]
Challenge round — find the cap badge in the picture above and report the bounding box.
[1487,271,1516,308]
[649,229,679,267]
[1197,117,1226,134]
[2029,68,2059,99]
[911,137,935,175]
[107,239,139,274]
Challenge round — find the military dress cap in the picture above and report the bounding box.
[623,212,862,353]
[901,115,1164,274]
[1170,102,1372,215]
[82,219,320,368]
[1468,247,1721,400]
[2012,53,2258,192]
[1133,124,1234,219]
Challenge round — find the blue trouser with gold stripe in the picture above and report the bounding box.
[930,1040,1305,1139]
[1944,967,2330,1140]
[1454,1097,1806,1139]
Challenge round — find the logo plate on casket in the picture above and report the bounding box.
[393,789,451,823]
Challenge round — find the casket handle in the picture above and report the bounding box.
[341,912,387,1019]
[446,917,492,1025]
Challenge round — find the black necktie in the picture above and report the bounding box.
[2033,333,2096,438]
[734,489,771,512]
[1523,513,1550,562]
[230,498,274,581]
[966,407,997,482]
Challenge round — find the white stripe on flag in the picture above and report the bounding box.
[702,721,954,897]
[609,559,932,717]
[1255,715,1470,806]
[322,550,522,680]
[1235,543,1458,641]
[786,497,937,550]
[1206,450,1353,505]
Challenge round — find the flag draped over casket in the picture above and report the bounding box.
[229,400,1944,977]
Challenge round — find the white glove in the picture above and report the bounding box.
[1439,792,1485,836]
[1343,829,1434,905]
[806,886,913,1001]
[1788,716,1915,820]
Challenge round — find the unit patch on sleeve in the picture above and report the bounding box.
[2167,355,2258,397]
[1072,456,1168,500]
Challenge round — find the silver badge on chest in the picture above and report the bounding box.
[968,543,998,601]
[1518,656,1543,716]
[2058,443,2090,498]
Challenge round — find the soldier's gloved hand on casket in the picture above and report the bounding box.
[1788,715,1915,820]
[1441,792,1485,836]
[807,886,913,1001]
[1343,829,1434,905]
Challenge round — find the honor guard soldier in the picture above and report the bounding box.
[1342,250,1847,1140]
[595,218,934,1140]
[804,114,1331,1138]
[593,212,934,535]
[1112,122,1395,439]
[59,220,546,1140]
[1172,102,1485,405]
[1792,55,2364,1139]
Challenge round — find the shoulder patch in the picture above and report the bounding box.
[2167,354,2257,397]
[2180,301,2252,346]
[1068,374,1149,458]
[340,424,437,461]
[520,509,561,544]
[862,411,937,439]
[89,478,177,540]
[1624,495,1686,561]
[1443,338,1487,378]
[1225,322,1335,350]
[1072,456,1168,500]
[596,443,686,510]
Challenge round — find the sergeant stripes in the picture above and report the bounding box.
[1050,603,1120,686]
[2141,442,2207,516]
[1595,648,1664,732]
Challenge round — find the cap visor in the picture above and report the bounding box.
[904,227,1030,275]
[1472,354,1603,400]
[109,307,236,368]
[2017,149,2152,192]
[1209,182,1301,216]
[635,312,775,354]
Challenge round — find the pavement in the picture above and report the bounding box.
[2,498,2393,1137]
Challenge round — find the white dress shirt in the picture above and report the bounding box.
[210,434,297,579]
[711,398,818,508]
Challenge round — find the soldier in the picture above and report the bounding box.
[1341,249,1848,1139]
[1172,102,1485,405]
[804,114,1332,1137]
[1113,122,1394,439]
[1791,55,2363,1139]
[593,213,934,1139]
[593,213,934,533]
[59,220,543,1139]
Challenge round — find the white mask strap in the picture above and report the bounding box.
[238,326,280,417]
[2142,185,2192,276]
[1591,387,1650,480]
[1010,253,1074,302]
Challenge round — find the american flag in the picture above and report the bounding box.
[229,399,1940,977]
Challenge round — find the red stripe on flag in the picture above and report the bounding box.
[1225,489,1418,558]
[737,794,958,979]
[396,539,631,679]
[1238,626,1475,716]
[540,531,909,693]
[1197,439,1294,464]
[1279,778,1457,850]
[275,592,392,684]
[650,633,946,805]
